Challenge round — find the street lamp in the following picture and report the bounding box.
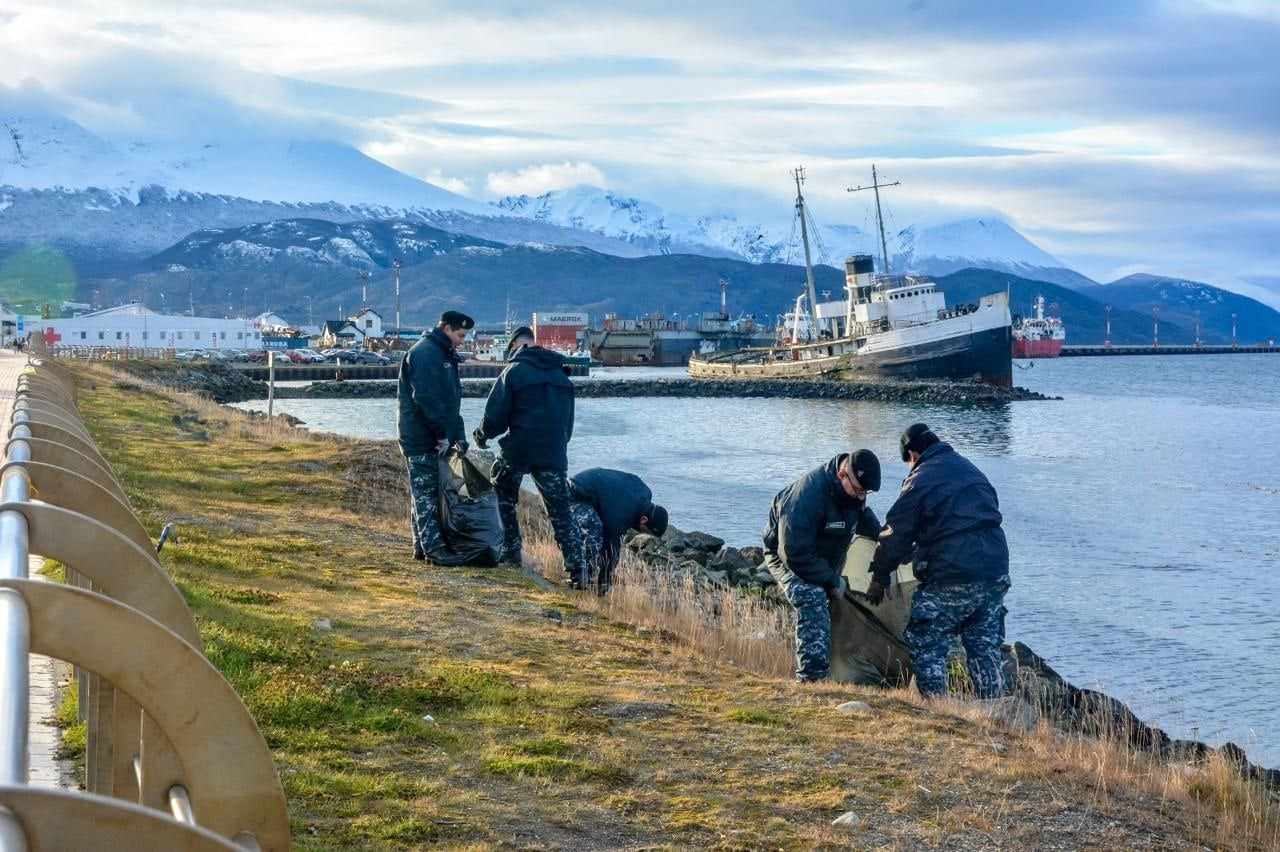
[393,259,402,331]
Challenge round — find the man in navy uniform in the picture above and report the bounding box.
[763,450,882,682]
[868,423,1011,699]
[397,310,473,562]
[472,327,586,584]
[568,467,669,592]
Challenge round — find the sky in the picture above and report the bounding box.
[0,0,1277,299]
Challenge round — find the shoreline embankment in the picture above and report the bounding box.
[114,360,1058,404]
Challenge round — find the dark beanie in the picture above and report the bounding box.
[900,423,939,462]
[440,310,475,330]
[646,504,669,537]
[850,449,881,492]
[505,325,534,359]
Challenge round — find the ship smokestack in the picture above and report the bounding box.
[845,254,875,303]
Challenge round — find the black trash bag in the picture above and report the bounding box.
[436,453,503,566]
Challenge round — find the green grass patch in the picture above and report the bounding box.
[726,707,786,727]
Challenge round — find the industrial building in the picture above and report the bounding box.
[13,304,266,351]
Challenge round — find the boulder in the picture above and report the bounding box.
[705,547,759,583]
[739,546,765,566]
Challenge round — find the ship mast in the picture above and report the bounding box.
[793,167,820,332]
[847,164,901,275]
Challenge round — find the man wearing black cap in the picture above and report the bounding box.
[762,450,882,682]
[471,326,586,584]
[397,310,474,562]
[568,467,669,593]
[868,423,1010,699]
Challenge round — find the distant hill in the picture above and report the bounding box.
[91,220,847,322]
[934,268,1192,345]
[1080,275,1280,345]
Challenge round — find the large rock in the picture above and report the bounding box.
[706,547,759,582]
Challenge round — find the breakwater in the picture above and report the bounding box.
[290,377,1055,403]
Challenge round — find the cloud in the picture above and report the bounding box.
[0,0,1276,299]
[485,162,606,197]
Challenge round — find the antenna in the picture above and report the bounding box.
[846,164,901,275]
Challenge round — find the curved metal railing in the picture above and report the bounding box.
[0,355,291,851]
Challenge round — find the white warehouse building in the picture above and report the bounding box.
[19,304,267,351]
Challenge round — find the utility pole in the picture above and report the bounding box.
[307,296,313,329]
[358,270,370,306]
[1194,310,1201,347]
[1104,304,1111,347]
[847,163,901,275]
[393,258,402,331]
[792,168,819,332]
[243,287,249,319]
[1232,313,1238,348]
[1152,306,1159,348]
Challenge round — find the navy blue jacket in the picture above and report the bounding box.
[479,346,575,470]
[870,442,1009,587]
[571,466,653,540]
[397,327,464,455]
[762,455,881,588]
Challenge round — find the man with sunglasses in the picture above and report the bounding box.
[868,423,1010,699]
[763,450,882,682]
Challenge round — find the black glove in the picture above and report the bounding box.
[866,578,888,606]
[451,440,469,456]
[472,427,488,449]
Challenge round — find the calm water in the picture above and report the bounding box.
[236,355,1280,763]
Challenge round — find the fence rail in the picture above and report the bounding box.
[0,348,290,850]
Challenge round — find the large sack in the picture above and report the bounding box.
[437,453,503,566]
[829,536,917,686]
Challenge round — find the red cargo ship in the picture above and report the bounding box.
[1012,295,1065,358]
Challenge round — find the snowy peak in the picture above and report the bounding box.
[893,218,1063,269]
[0,109,485,213]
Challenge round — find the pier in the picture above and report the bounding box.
[1061,344,1280,357]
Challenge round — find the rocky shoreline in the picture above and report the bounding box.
[291,376,1056,403]
[112,361,1058,404]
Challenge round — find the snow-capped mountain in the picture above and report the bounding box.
[1080,274,1280,344]
[0,109,485,213]
[150,218,505,271]
[491,186,1091,286]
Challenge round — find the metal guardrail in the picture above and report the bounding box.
[0,354,291,850]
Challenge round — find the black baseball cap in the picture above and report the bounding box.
[440,310,475,330]
[900,423,939,462]
[849,449,881,492]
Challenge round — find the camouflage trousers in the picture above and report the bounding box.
[491,458,586,583]
[765,554,832,682]
[569,500,616,592]
[904,576,1010,699]
[404,452,443,559]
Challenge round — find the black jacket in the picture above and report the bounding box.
[397,328,464,455]
[479,346,575,470]
[762,455,881,588]
[870,442,1009,587]
[570,468,653,543]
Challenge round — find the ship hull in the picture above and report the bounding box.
[1012,337,1064,358]
[690,292,1013,386]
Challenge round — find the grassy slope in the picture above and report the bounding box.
[75,368,1247,850]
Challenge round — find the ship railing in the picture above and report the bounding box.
[0,352,290,851]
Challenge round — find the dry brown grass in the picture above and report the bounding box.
[64,358,1280,850]
[522,498,1280,851]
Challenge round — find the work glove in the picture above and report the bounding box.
[866,578,888,606]
[471,426,488,449]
